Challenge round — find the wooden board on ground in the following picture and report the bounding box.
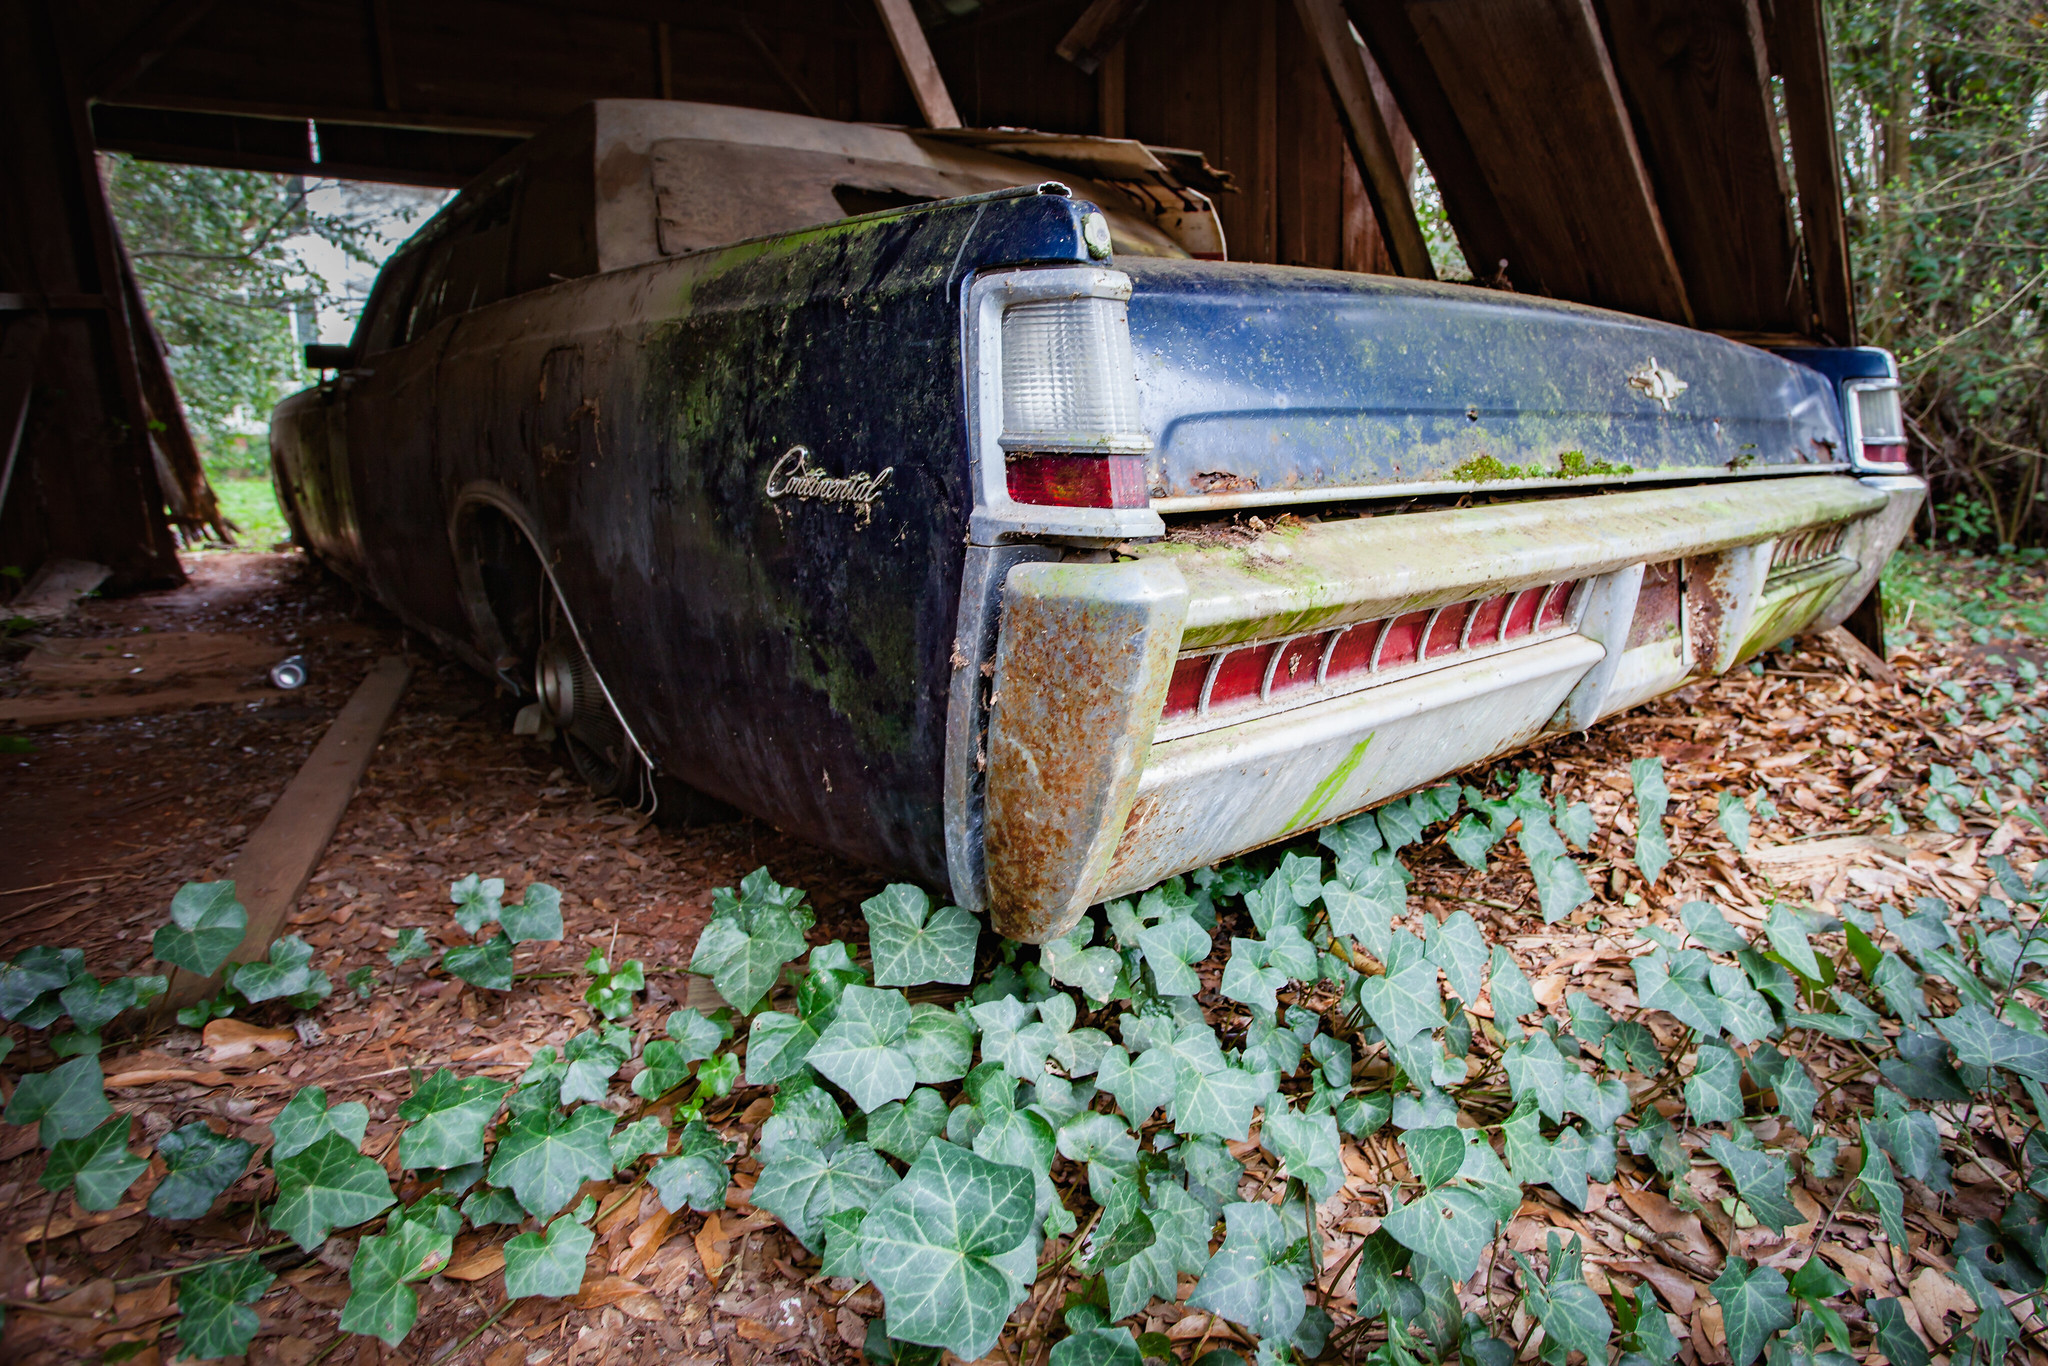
[161,655,414,1009]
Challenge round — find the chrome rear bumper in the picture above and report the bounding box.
[948,473,1925,941]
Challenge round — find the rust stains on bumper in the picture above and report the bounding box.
[982,560,1186,942]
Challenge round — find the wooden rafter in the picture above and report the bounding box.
[871,0,960,129]
[1292,0,1432,279]
[1057,0,1153,76]
[84,0,220,100]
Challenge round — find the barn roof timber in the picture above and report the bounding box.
[1,0,1859,586]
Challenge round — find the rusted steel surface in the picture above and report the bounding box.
[982,560,1185,941]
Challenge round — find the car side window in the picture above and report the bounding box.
[402,175,521,342]
[353,245,425,356]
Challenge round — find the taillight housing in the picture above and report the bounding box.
[964,255,1164,544]
[998,293,1151,509]
[1848,380,1908,468]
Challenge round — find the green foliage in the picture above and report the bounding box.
[396,1070,512,1170]
[341,1203,456,1345]
[689,867,814,1012]
[1830,3,2048,548]
[270,1132,395,1250]
[151,1123,254,1219]
[228,933,331,1006]
[174,1254,274,1360]
[444,932,514,991]
[153,881,249,976]
[505,1208,598,1299]
[582,948,646,1020]
[488,1105,616,1218]
[865,883,980,987]
[861,1140,1035,1359]
[40,1115,146,1210]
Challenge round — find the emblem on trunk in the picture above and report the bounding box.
[1626,358,1689,412]
[765,445,893,522]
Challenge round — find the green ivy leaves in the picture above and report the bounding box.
[864,884,979,987]
[488,1105,615,1218]
[689,867,814,1012]
[40,1115,146,1210]
[175,1253,274,1360]
[809,985,920,1112]
[150,1123,253,1220]
[1188,1200,1313,1342]
[860,1140,1036,1360]
[397,1070,511,1170]
[505,1207,597,1298]
[153,881,249,976]
[271,1132,396,1250]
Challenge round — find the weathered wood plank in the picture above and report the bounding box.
[1595,0,1806,334]
[161,656,413,1010]
[1057,0,1153,76]
[1400,0,1693,323]
[1292,0,1432,278]
[1344,0,1516,287]
[871,0,960,128]
[1772,0,1857,344]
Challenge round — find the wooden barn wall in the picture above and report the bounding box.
[0,0,182,590]
[909,0,1406,275]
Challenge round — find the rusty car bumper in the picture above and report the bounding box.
[958,472,1925,941]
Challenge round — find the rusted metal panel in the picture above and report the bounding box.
[1687,542,1771,675]
[983,560,1186,942]
[1097,633,1602,898]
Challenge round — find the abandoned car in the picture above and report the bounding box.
[270,100,1924,943]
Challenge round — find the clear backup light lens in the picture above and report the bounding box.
[1854,385,1908,464]
[999,295,1147,452]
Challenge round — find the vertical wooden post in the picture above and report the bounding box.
[1774,0,1858,344]
[1098,41,1125,138]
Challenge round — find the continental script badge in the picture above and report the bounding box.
[765,445,893,526]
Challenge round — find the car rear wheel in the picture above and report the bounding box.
[536,598,645,803]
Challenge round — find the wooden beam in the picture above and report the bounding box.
[871,0,960,128]
[1098,39,1125,138]
[85,0,221,101]
[370,0,403,112]
[0,315,49,529]
[1398,0,1693,324]
[1293,0,1432,279]
[1594,0,1807,335]
[1773,0,1857,344]
[161,656,413,1010]
[1344,0,1518,288]
[1057,0,1154,76]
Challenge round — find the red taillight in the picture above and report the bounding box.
[1862,443,1908,467]
[1324,620,1382,681]
[1537,580,1576,631]
[1162,654,1210,719]
[1006,454,1149,509]
[1466,593,1510,646]
[1269,634,1326,696]
[1376,611,1430,669]
[1207,643,1277,710]
[1424,601,1472,658]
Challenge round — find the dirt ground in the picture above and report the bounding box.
[1,546,2043,1365]
[0,551,887,1364]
